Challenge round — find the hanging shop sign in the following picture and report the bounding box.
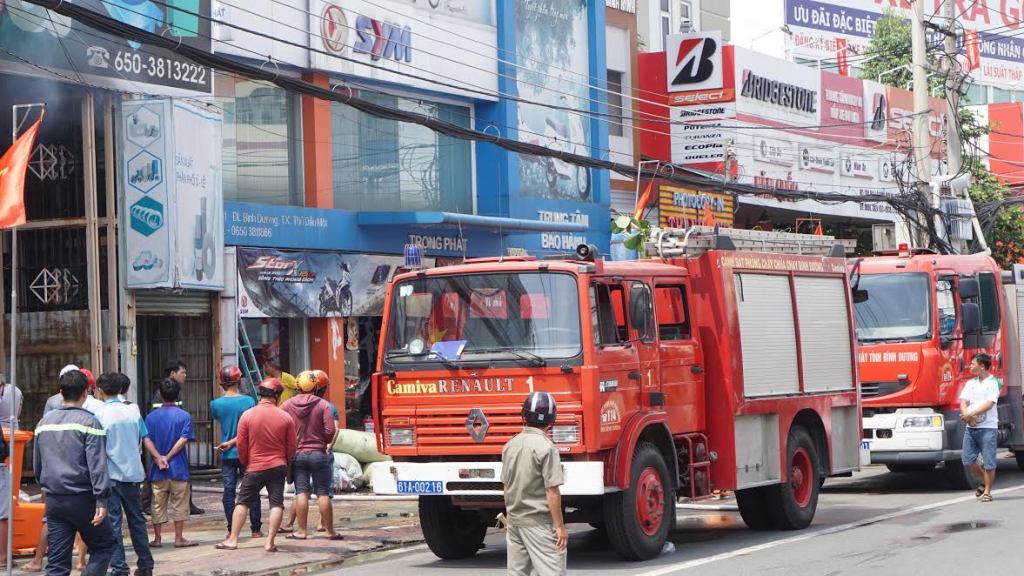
[122,98,224,289]
[658,186,734,229]
[236,248,435,318]
[0,0,212,93]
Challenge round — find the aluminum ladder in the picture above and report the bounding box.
[237,318,263,400]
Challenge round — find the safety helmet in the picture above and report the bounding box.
[313,369,330,391]
[296,370,319,393]
[521,391,557,427]
[79,368,96,391]
[257,377,284,398]
[220,365,243,386]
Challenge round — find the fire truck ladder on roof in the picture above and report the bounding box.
[237,318,264,400]
[648,226,858,258]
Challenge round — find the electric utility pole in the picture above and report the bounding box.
[911,0,934,248]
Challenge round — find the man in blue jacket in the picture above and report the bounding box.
[34,369,117,576]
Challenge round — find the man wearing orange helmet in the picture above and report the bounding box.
[210,366,260,538]
[44,365,102,415]
[216,378,295,553]
[280,371,340,541]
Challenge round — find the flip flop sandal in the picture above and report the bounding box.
[175,541,199,548]
[214,543,238,550]
[265,546,279,553]
[981,494,993,502]
[284,534,307,540]
[326,534,345,541]
[976,485,985,498]
[149,541,163,548]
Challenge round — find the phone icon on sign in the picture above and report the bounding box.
[87,47,110,68]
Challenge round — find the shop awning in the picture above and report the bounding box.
[356,211,588,233]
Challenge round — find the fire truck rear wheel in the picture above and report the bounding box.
[418,496,487,560]
[767,426,820,530]
[604,441,673,561]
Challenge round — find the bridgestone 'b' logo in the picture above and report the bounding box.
[870,93,887,131]
[673,37,717,86]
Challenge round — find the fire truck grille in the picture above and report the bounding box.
[860,381,909,399]
[414,408,525,446]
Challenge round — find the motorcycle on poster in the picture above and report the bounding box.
[515,0,592,201]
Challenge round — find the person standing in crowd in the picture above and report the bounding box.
[501,391,567,576]
[263,359,296,406]
[33,370,117,576]
[960,352,1002,502]
[280,371,342,541]
[0,375,23,570]
[210,366,261,538]
[142,361,203,517]
[144,379,198,548]
[216,378,295,553]
[45,366,102,415]
[282,370,340,534]
[94,373,157,576]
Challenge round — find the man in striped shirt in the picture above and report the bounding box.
[33,370,117,576]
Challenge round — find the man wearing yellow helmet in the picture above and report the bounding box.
[280,371,342,541]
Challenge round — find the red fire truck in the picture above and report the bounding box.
[854,247,1024,487]
[371,227,863,560]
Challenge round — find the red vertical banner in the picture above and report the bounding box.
[836,38,849,77]
[965,30,981,72]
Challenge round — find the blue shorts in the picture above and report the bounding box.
[962,427,998,470]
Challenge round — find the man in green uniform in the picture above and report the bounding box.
[501,391,567,576]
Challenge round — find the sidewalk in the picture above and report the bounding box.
[13,479,424,576]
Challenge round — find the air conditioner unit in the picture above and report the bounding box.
[872,224,897,252]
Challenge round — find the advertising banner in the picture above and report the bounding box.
[308,0,496,99]
[236,248,435,318]
[784,0,1024,89]
[735,48,821,125]
[515,0,593,201]
[658,186,735,228]
[123,100,174,288]
[0,0,212,93]
[172,100,224,290]
[670,103,735,166]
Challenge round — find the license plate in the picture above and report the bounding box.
[397,480,443,495]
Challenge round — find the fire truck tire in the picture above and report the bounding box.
[418,496,487,560]
[604,441,673,560]
[943,459,982,490]
[735,487,773,530]
[767,426,820,530]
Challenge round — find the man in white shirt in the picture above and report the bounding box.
[959,352,1001,502]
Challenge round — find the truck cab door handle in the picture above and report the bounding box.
[691,365,704,374]
[628,370,642,380]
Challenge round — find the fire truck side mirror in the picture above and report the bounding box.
[852,289,869,304]
[961,302,981,347]
[959,278,979,299]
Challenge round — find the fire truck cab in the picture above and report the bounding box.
[372,227,862,561]
[854,249,1024,487]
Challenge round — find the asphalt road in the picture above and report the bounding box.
[330,456,1024,576]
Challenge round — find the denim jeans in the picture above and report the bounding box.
[45,493,116,576]
[222,458,262,532]
[107,481,154,575]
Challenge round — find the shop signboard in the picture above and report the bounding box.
[172,100,224,290]
[122,98,224,289]
[783,0,1024,89]
[236,247,435,318]
[658,186,734,228]
[0,0,212,93]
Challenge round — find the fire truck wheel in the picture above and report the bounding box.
[735,487,773,530]
[768,426,820,530]
[604,441,673,560]
[418,496,487,560]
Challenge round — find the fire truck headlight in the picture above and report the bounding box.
[551,425,580,444]
[388,427,415,446]
[902,415,943,429]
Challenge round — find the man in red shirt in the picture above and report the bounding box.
[215,378,296,553]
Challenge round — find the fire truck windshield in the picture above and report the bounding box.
[854,272,931,343]
[384,272,582,368]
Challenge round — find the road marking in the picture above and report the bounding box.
[635,482,1024,576]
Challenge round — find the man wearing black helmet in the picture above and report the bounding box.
[216,378,296,553]
[501,391,567,576]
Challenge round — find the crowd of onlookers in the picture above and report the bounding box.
[0,359,343,576]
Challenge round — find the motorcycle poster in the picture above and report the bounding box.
[515,0,592,202]
[236,248,433,318]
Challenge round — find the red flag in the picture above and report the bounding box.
[702,204,715,227]
[814,222,824,236]
[836,38,849,77]
[965,30,981,72]
[633,178,655,220]
[0,115,43,229]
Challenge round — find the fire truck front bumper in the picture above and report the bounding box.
[863,409,953,464]
[370,461,607,496]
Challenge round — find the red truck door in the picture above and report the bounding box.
[592,281,641,448]
[653,281,704,432]
[628,281,661,406]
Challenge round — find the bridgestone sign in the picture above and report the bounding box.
[740,70,817,113]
